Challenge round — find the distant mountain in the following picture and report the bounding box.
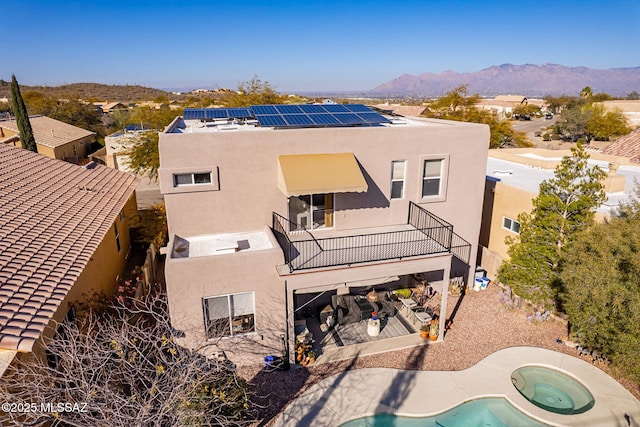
[371,64,640,97]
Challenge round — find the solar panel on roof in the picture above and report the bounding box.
[322,104,350,113]
[275,105,303,114]
[226,108,253,118]
[183,109,206,119]
[282,114,314,126]
[206,109,228,119]
[255,115,287,127]
[308,113,341,125]
[334,113,362,124]
[356,112,391,124]
[299,104,327,114]
[344,104,373,113]
[252,105,279,115]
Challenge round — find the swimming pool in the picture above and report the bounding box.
[339,397,549,427]
[511,366,595,415]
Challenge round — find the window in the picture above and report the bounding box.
[390,160,406,199]
[203,292,255,338]
[503,216,521,234]
[114,222,121,252]
[288,193,334,231]
[173,172,212,187]
[422,159,443,198]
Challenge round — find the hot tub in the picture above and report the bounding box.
[511,366,595,415]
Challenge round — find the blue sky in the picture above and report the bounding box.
[3,0,639,92]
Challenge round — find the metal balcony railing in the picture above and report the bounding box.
[272,201,471,272]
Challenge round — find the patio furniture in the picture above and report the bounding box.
[414,310,432,326]
[399,298,417,316]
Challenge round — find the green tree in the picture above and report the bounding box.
[512,103,541,118]
[423,85,530,148]
[586,103,630,141]
[10,74,37,152]
[499,143,606,308]
[222,76,286,107]
[580,86,593,99]
[125,130,161,180]
[561,191,640,382]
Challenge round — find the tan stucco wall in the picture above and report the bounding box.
[487,182,535,260]
[159,118,489,264]
[51,135,94,160]
[165,231,286,366]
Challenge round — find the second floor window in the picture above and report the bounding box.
[173,172,212,187]
[422,159,443,198]
[390,160,406,199]
[503,216,521,234]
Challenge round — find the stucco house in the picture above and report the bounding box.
[158,104,489,366]
[479,148,640,278]
[0,143,139,375]
[0,115,95,163]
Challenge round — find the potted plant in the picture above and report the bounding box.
[307,350,316,364]
[420,324,429,339]
[429,319,439,341]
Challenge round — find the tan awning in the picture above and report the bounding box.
[277,153,368,197]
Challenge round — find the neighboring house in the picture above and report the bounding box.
[477,96,546,118]
[0,115,95,163]
[479,148,638,278]
[598,100,640,128]
[105,124,155,173]
[0,143,139,376]
[601,127,640,163]
[158,104,489,366]
[102,101,129,115]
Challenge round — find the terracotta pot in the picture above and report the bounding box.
[429,333,438,341]
[420,330,429,339]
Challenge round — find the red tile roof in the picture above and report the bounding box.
[601,128,640,163]
[0,144,138,351]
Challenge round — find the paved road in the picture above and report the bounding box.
[512,116,560,147]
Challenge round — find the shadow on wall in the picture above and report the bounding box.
[339,161,390,210]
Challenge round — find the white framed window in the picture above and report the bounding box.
[173,172,212,187]
[503,216,521,234]
[422,159,443,198]
[390,160,406,199]
[203,292,255,338]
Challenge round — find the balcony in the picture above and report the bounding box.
[272,202,471,273]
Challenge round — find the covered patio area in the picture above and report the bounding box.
[289,272,464,366]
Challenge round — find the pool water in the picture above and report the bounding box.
[339,397,549,427]
[511,366,595,415]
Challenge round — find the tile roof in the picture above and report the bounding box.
[601,127,640,163]
[0,144,138,351]
[0,115,95,149]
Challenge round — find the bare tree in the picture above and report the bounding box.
[0,293,252,427]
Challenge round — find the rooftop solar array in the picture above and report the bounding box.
[182,104,390,128]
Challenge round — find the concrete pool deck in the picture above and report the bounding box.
[273,346,640,427]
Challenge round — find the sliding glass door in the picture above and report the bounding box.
[288,193,334,231]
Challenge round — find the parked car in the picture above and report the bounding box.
[545,113,553,120]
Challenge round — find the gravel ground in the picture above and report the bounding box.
[238,284,640,426]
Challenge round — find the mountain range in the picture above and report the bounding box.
[370,64,640,98]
